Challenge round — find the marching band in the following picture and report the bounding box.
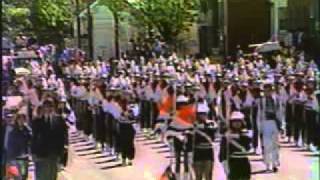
[2,45,320,180]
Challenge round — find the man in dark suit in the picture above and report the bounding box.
[31,99,67,180]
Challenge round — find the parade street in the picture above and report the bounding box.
[44,131,318,180]
[3,1,320,180]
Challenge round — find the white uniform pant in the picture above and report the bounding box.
[262,120,280,167]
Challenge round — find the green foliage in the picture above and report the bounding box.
[3,0,73,47]
[127,0,200,44]
[98,0,127,12]
[2,1,32,37]
[32,0,73,31]
[98,0,200,45]
[31,0,73,48]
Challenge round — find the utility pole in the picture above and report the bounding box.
[76,0,81,49]
[87,1,94,60]
[224,0,229,56]
[113,11,120,59]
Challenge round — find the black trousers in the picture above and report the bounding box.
[293,104,304,143]
[316,114,320,149]
[140,100,151,129]
[95,108,106,146]
[60,147,68,167]
[151,102,159,129]
[252,106,259,150]
[74,99,82,131]
[104,113,112,148]
[83,102,93,136]
[285,103,294,139]
[119,123,135,160]
[305,110,317,146]
[113,119,121,153]
[228,157,251,180]
[173,138,189,174]
[241,108,252,130]
[92,111,98,140]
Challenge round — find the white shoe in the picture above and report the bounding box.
[249,148,255,154]
[183,173,190,180]
[175,173,181,180]
[266,164,273,172]
[110,148,115,155]
[309,144,317,152]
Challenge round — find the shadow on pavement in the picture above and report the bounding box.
[135,138,148,142]
[90,154,114,160]
[165,156,175,159]
[74,147,96,152]
[143,141,163,145]
[69,139,87,144]
[157,150,171,154]
[78,150,101,157]
[291,149,310,152]
[74,142,94,147]
[151,145,168,149]
[303,153,320,157]
[250,158,264,162]
[95,158,117,164]
[251,169,270,175]
[280,144,298,148]
[100,163,123,170]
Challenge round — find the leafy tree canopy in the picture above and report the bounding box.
[98,0,200,45]
[30,0,73,49]
[2,0,32,37]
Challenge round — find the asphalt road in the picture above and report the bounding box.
[44,128,319,180]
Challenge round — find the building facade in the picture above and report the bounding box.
[75,3,133,60]
[199,0,320,57]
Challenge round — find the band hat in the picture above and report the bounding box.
[176,95,189,103]
[263,78,274,85]
[276,77,286,84]
[307,77,315,82]
[101,73,108,78]
[59,96,67,102]
[185,82,193,87]
[230,111,245,120]
[240,81,248,87]
[196,103,209,113]
[295,71,305,76]
[5,113,15,118]
[287,75,295,80]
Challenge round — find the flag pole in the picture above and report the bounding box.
[191,89,198,180]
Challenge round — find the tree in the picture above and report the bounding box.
[2,0,32,37]
[125,0,200,47]
[99,0,200,50]
[31,0,73,51]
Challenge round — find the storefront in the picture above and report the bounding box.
[199,0,273,56]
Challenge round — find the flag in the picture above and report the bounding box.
[175,105,196,126]
[159,166,176,180]
[158,95,174,116]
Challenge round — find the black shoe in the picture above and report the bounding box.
[122,160,126,166]
[273,167,278,173]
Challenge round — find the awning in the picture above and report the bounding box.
[249,41,281,53]
[15,67,31,75]
[14,50,39,59]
